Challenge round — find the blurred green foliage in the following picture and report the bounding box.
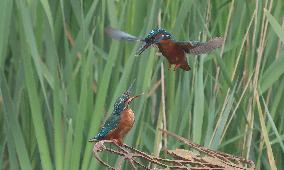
[0,0,283,169]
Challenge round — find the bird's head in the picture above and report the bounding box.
[113,82,142,114]
[136,28,172,55]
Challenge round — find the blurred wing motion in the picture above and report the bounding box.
[105,27,142,42]
[177,37,224,55]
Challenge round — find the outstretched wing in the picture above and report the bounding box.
[176,37,224,55]
[89,115,120,141]
[105,27,143,42]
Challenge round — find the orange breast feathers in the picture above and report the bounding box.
[157,39,190,71]
[103,108,135,145]
[158,40,185,62]
[158,39,176,52]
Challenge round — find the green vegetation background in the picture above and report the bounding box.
[0,0,283,169]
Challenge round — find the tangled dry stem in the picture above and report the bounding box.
[92,129,255,170]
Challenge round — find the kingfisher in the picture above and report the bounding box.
[105,27,224,71]
[89,83,141,146]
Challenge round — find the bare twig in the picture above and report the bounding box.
[160,129,255,170]
[91,133,255,170]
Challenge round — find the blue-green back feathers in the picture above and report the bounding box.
[91,114,120,140]
[112,91,130,115]
[90,94,129,141]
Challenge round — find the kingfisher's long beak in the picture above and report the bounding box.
[125,93,143,106]
[136,43,151,56]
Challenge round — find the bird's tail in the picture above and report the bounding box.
[88,137,98,142]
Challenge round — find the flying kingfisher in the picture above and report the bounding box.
[105,27,224,71]
[89,83,141,146]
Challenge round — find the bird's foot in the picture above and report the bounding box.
[174,64,181,71]
[93,139,130,155]
[168,63,172,70]
[111,139,123,146]
[93,139,125,153]
[93,140,108,153]
[110,139,131,154]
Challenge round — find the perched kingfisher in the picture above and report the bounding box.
[89,83,141,146]
[105,27,224,71]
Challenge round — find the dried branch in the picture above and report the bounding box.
[160,129,255,170]
[91,130,255,170]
